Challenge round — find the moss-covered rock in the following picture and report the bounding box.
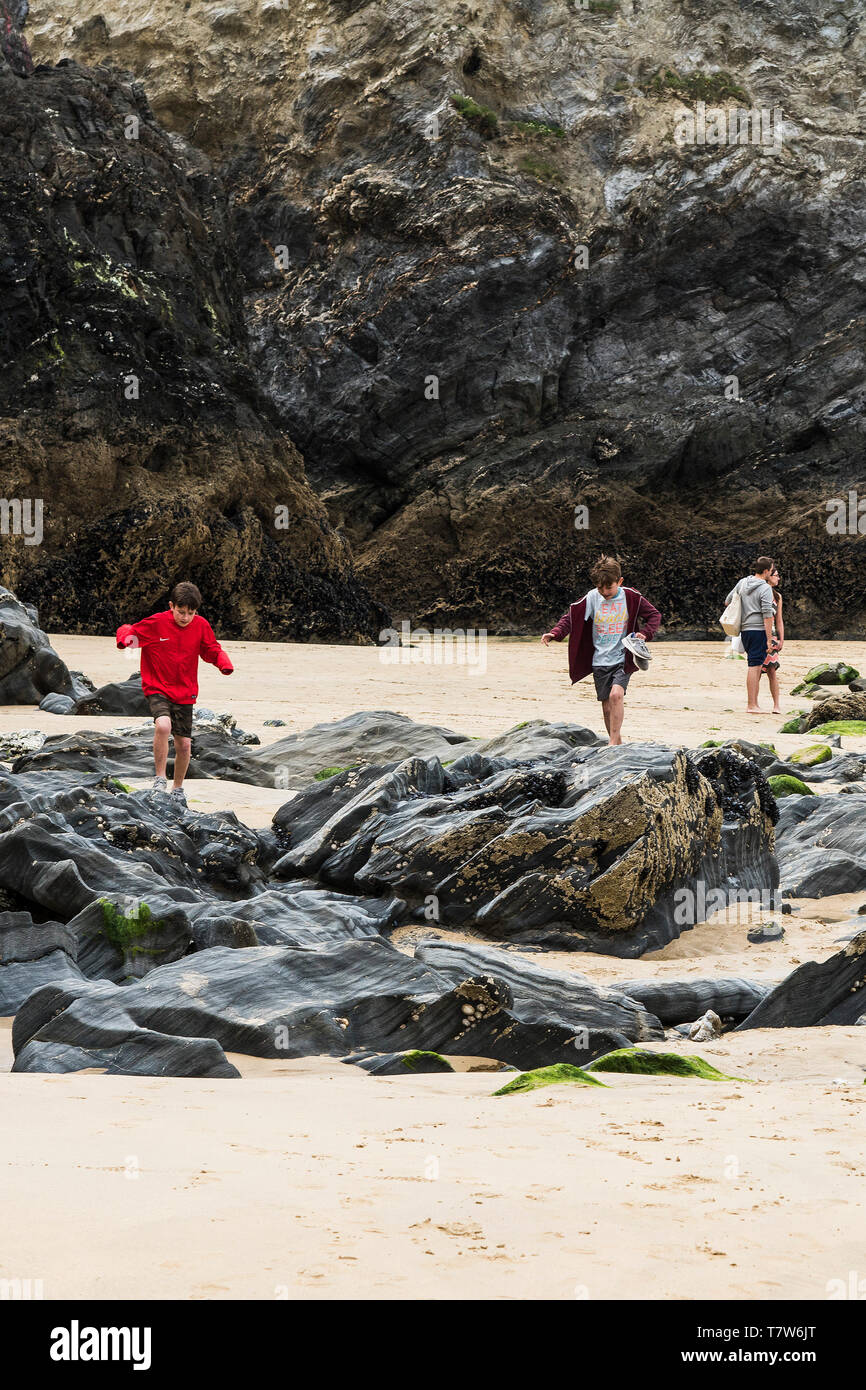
[789,744,832,767]
[803,692,866,733]
[493,1063,607,1095]
[779,712,808,734]
[768,774,815,798]
[400,1050,454,1073]
[808,721,866,738]
[99,898,164,951]
[790,681,821,698]
[804,662,860,685]
[585,1048,748,1081]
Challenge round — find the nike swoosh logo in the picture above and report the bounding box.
[159,638,169,641]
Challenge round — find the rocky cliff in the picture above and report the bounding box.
[22,0,866,634]
[0,0,384,639]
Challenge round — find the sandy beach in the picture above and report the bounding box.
[2,634,865,1300]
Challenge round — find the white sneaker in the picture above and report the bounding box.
[623,633,651,669]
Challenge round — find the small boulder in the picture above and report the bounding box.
[344,1050,456,1075]
[789,744,832,767]
[803,662,860,685]
[74,672,150,716]
[747,921,785,943]
[804,691,866,731]
[687,1010,722,1041]
[39,693,76,715]
[779,712,808,734]
[768,774,815,798]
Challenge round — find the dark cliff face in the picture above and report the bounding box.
[0,2,32,77]
[230,2,866,636]
[0,13,384,640]
[24,0,866,635]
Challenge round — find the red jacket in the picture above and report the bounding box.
[116,611,233,704]
[547,587,662,684]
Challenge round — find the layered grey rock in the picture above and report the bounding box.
[0,589,90,705]
[415,939,663,1042]
[274,741,777,956]
[11,944,621,1075]
[610,977,770,1027]
[775,794,866,897]
[737,931,866,1029]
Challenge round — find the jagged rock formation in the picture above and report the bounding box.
[737,929,866,1028]
[775,793,866,896]
[12,710,603,788]
[703,735,866,786]
[10,948,646,1075]
[0,587,90,702]
[0,7,382,640]
[272,737,777,955]
[29,0,866,635]
[8,709,866,1075]
[9,717,773,959]
[414,939,663,1043]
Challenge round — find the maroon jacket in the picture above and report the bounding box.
[547,587,662,684]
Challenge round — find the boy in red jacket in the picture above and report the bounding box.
[116,581,233,805]
[541,555,661,746]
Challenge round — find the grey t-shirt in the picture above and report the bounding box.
[727,576,774,631]
[584,587,628,667]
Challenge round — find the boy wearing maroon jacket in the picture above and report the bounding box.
[116,581,233,805]
[541,555,661,746]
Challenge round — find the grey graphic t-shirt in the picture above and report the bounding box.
[584,587,628,668]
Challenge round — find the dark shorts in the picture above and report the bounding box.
[592,665,631,702]
[147,693,193,739]
[741,630,768,668]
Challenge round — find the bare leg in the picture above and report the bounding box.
[746,665,762,713]
[607,684,625,745]
[172,736,192,789]
[153,717,171,777]
[768,668,781,713]
[601,699,612,736]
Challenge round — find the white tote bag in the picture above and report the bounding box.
[719,586,742,636]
